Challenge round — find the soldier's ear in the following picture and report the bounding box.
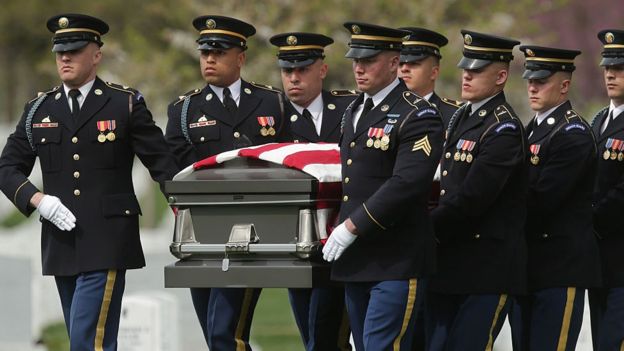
[237,51,246,68]
[495,69,508,86]
[560,79,571,94]
[319,62,328,80]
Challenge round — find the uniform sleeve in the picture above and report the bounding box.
[528,129,595,219]
[594,160,624,233]
[275,92,292,143]
[165,101,199,168]
[349,110,444,235]
[130,95,180,195]
[431,120,524,223]
[0,103,41,216]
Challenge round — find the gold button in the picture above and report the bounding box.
[125,210,131,215]
[200,136,205,142]
[445,152,451,159]
[73,171,80,179]
[440,189,446,196]
[71,137,78,144]
[73,154,80,161]
[350,142,355,148]
[442,170,448,177]
[344,177,350,184]
[343,195,349,202]
[474,234,481,239]
[41,138,46,143]
[346,159,353,166]
[73,189,81,196]
[234,132,241,138]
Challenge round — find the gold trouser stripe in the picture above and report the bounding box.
[338,307,351,351]
[485,294,508,351]
[234,288,254,351]
[13,180,30,204]
[556,287,577,351]
[620,340,624,351]
[94,270,117,351]
[393,278,418,351]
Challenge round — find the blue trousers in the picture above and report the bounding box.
[205,287,261,351]
[509,287,585,351]
[55,270,126,351]
[589,287,624,351]
[288,287,351,351]
[425,292,509,351]
[190,287,211,343]
[410,278,427,351]
[345,279,420,351]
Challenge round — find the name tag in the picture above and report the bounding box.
[33,123,59,128]
[189,120,217,128]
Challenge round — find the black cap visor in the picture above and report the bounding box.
[600,56,624,66]
[52,40,90,53]
[522,69,554,80]
[346,47,382,59]
[457,57,491,70]
[278,58,316,69]
[399,53,427,63]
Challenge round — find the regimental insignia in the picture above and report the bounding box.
[58,17,69,29]
[352,25,361,34]
[328,103,336,110]
[198,115,208,122]
[287,35,298,46]
[606,32,615,44]
[526,49,535,57]
[412,135,432,156]
[94,89,102,96]
[206,19,216,29]
[464,34,472,45]
[42,116,51,123]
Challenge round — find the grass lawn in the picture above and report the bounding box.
[251,288,304,350]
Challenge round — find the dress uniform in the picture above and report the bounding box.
[589,29,624,351]
[323,22,443,350]
[0,14,178,351]
[398,27,463,130]
[270,32,355,351]
[164,15,286,351]
[509,46,600,351]
[426,31,527,351]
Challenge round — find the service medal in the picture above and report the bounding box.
[260,127,268,136]
[530,155,539,165]
[605,138,614,160]
[366,138,374,147]
[381,144,389,151]
[97,134,107,143]
[373,139,381,149]
[454,152,461,161]
[612,139,621,160]
[604,150,611,160]
[460,153,466,162]
[466,153,473,163]
[366,128,376,148]
[619,153,624,162]
[381,135,390,146]
[268,127,276,136]
[106,132,116,141]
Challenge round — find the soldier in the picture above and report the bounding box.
[398,27,463,129]
[164,15,287,351]
[510,45,600,351]
[269,31,354,350]
[589,29,624,351]
[0,13,178,351]
[323,22,443,350]
[426,30,527,350]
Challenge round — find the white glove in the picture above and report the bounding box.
[322,222,357,262]
[37,195,76,231]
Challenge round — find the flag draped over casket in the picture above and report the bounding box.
[174,143,342,241]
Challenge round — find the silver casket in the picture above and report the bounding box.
[164,158,337,288]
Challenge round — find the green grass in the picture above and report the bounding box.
[39,321,69,351]
[252,288,304,350]
[0,208,29,228]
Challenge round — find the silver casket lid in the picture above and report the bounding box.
[164,158,336,288]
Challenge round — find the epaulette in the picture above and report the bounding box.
[105,81,136,95]
[494,105,516,123]
[28,86,60,104]
[564,109,581,122]
[591,106,609,127]
[403,91,428,108]
[441,97,464,108]
[330,89,358,97]
[173,88,202,106]
[250,82,282,93]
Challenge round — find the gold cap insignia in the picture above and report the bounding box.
[206,19,216,29]
[526,49,535,57]
[352,25,361,35]
[606,32,615,44]
[464,34,472,45]
[287,35,297,46]
[58,17,69,29]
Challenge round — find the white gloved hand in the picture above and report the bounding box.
[322,222,357,262]
[37,195,76,231]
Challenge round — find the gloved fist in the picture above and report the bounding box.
[37,195,76,231]
[322,222,357,262]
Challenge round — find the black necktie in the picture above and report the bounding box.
[68,89,81,118]
[223,87,238,116]
[601,110,614,135]
[303,109,319,136]
[360,98,374,120]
